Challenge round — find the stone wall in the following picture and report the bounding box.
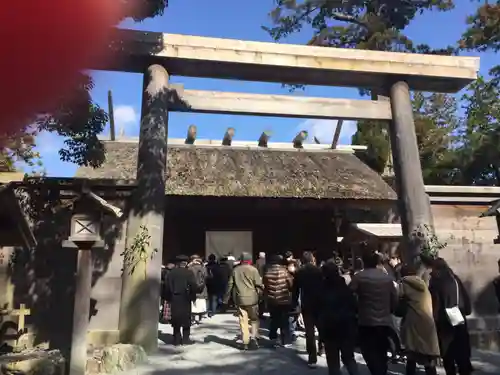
[432,204,499,314]
[432,204,500,350]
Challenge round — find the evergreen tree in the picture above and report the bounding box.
[265,0,455,53]
[455,76,500,185]
[351,93,460,184]
[458,1,500,185]
[413,92,460,184]
[460,1,500,67]
[351,121,389,174]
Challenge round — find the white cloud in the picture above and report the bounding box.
[114,105,138,135]
[296,119,358,145]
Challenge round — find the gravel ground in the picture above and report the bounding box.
[119,313,500,375]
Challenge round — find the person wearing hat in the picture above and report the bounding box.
[163,255,197,346]
[223,252,263,350]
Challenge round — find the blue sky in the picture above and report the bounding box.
[34,0,497,177]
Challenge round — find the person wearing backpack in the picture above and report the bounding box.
[318,260,359,375]
[188,254,208,324]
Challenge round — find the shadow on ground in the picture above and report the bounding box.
[157,331,173,345]
[126,314,500,375]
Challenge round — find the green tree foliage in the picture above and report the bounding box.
[34,74,108,168]
[457,2,500,185]
[455,76,500,185]
[461,1,500,55]
[351,121,389,174]
[0,129,40,173]
[0,1,170,172]
[265,0,457,92]
[265,0,455,52]
[351,93,460,184]
[412,92,460,184]
[460,1,500,103]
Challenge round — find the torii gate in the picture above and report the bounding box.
[97,29,479,353]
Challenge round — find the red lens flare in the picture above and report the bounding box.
[0,1,130,133]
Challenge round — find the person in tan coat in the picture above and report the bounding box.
[223,252,263,350]
[397,264,440,375]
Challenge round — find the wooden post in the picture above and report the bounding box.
[119,65,168,353]
[331,120,343,149]
[69,249,92,375]
[388,81,433,262]
[108,90,116,141]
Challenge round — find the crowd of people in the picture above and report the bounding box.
[160,250,474,375]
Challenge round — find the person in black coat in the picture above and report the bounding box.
[318,260,359,375]
[206,254,221,316]
[350,251,398,375]
[163,255,197,346]
[294,251,324,368]
[286,259,300,342]
[256,252,267,318]
[217,256,234,308]
[429,257,473,375]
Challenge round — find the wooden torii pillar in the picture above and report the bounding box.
[373,86,434,263]
[118,65,169,353]
[386,82,434,263]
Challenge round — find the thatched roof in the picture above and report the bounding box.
[75,141,397,200]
